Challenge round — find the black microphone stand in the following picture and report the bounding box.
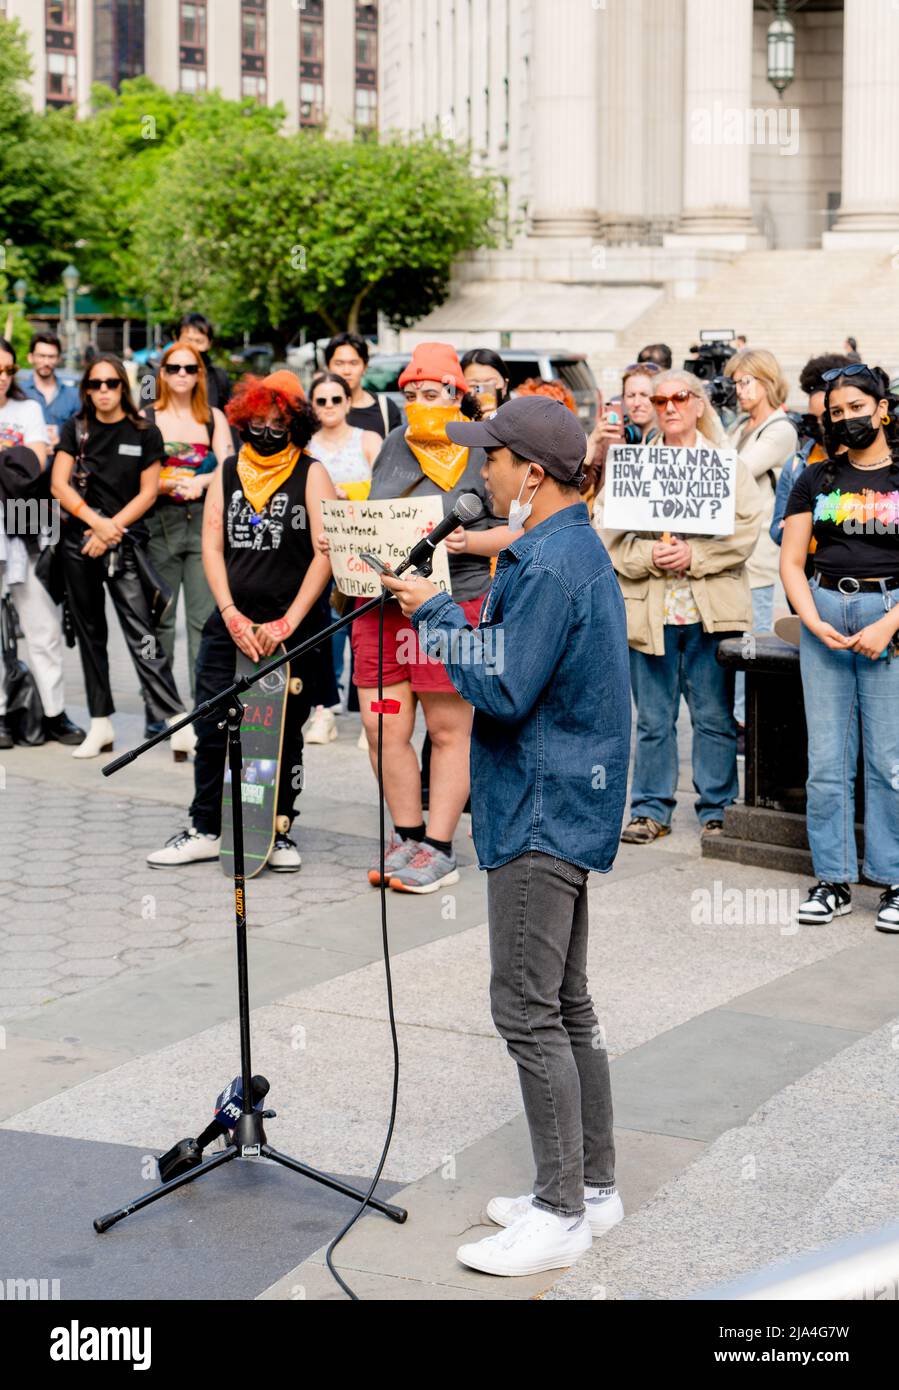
[93,582,422,1234]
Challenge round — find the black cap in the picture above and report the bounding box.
[446,397,587,485]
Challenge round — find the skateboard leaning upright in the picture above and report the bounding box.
[220,643,303,879]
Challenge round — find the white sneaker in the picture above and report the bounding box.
[304,706,337,745]
[488,1188,624,1236]
[267,833,302,873]
[147,825,221,868]
[168,715,196,761]
[71,716,114,759]
[357,726,369,750]
[457,1206,591,1277]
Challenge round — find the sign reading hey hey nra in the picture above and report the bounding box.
[321,497,452,599]
[604,444,737,537]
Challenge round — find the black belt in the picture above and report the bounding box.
[814,571,899,594]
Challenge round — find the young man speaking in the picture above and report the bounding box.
[380,397,631,1277]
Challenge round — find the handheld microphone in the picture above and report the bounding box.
[395,493,485,577]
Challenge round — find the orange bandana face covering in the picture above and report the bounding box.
[237,442,301,515]
[404,403,469,491]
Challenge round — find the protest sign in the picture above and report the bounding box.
[321,496,452,598]
[603,444,737,536]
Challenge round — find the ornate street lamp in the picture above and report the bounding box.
[767,0,799,99]
[62,263,80,370]
[13,278,27,305]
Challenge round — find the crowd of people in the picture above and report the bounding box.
[0,319,896,929]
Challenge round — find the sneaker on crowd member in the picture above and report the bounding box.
[388,842,459,894]
[304,705,337,745]
[147,825,221,868]
[875,886,899,934]
[368,831,420,887]
[795,880,852,925]
[620,816,670,845]
[456,1206,592,1277]
[268,833,302,872]
[488,1187,624,1237]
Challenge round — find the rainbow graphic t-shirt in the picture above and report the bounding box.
[785,460,899,580]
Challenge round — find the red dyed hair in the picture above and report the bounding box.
[226,375,317,448]
[516,378,577,413]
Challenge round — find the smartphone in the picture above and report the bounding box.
[359,551,393,576]
[606,411,621,426]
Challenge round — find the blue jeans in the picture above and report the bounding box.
[629,623,739,828]
[734,584,775,725]
[800,578,899,885]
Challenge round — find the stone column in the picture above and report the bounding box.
[530,0,601,238]
[666,0,759,248]
[824,0,899,247]
[598,0,648,243]
[643,0,685,240]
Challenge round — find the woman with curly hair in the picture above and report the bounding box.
[781,363,899,932]
[148,371,337,872]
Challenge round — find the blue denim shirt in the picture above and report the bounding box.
[20,377,81,434]
[411,503,632,873]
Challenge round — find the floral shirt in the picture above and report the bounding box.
[663,573,701,626]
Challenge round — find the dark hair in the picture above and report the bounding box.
[324,332,370,367]
[821,364,899,492]
[79,353,146,428]
[0,337,25,400]
[459,391,483,421]
[846,337,858,353]
[179,312,214,342]
[310,371,351,402]
[459,348,510,383]
[638,343,673,370]
[226,375,318,450]
[29,331,62,354]
[799,353,853,398]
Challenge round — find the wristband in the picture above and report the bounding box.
[71,499,87,519]
[220,603,237,616]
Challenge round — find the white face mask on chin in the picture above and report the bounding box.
[508,466,541,531]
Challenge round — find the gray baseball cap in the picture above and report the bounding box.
[446,397,587,485]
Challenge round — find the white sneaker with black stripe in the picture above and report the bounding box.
[795,881,852,925]
[267,833,302,873]
[875,885,899,934]
[147,825,221,868]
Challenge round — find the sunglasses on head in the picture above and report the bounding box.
[313,394,345,407]
[650,390,696,409]
[626,362,662,375]
[85,377,122,392]
[822,362,877,385]
[163,362,200,376]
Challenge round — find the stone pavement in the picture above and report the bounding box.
[1,602,896,1301]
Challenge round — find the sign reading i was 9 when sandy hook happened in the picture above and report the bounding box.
[603,444,738,537]
[320,497,453,599]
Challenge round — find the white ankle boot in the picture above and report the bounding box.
[168,715,197,762]
[72,716,114,759]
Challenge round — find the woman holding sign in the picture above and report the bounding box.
[599,369,763,844]
[148,371,336,871]
[781,363,899,933]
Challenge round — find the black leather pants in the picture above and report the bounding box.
[61,533,184,721]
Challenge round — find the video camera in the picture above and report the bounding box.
[684,330,738,418]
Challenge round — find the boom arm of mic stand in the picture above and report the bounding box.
[101,591,401,777]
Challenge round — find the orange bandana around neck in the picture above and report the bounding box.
[404,403,469,492]
[237,442,301,515]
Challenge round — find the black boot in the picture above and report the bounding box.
[43,711,86,746]
[0,717,12,749]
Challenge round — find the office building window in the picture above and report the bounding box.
[355,1,378,133]
[94,0,145,92]
[46,0,76,28]
[45,0,77,107]
[179,0,207,91]
[299,0,324,128]
[301,80,324,127]
[47,50,77,102]
[180,0,206,46]
[241,0,266,101]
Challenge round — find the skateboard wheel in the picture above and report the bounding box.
[275,815,291,834]
[289,677,303,695]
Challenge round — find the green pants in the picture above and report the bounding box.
[145,503,214,698]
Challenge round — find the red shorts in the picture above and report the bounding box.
[351,593,487,694]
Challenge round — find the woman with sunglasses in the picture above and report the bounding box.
[599,369,763,844]
[460,349,511,416]
[781,363,899,933]
[142,343,232,718]
[52,354,191,759]
[148,371,336,872]
[305,371,381,744]
[586,362,661,501]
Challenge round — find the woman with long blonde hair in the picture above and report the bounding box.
[598,369,763,844]
[142,341,232,715]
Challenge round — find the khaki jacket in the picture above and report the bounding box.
[596,457,764,656]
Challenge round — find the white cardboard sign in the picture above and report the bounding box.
[321,496,452,599]
[604,444,738,536]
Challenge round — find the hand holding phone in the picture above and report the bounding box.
[359,551,393,576]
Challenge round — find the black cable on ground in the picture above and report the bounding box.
[325,590,401,1299]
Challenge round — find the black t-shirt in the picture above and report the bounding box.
[222,452,318,622]
[347,395,403,439]
[784,457,899,579]
[59,414,165,534]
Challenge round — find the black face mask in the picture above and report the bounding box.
[801,413,822,446]
[831,415,881,452]
[245,426,289,456]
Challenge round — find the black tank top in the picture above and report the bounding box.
[222,451,317,624]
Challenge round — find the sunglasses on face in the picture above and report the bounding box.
[163,362,200,376]
[248,423,288,438]
[85,378,123,392]
[625,362,662,375]
[650,391,697,409]
[0,366,16,378]
[313,395,345,407]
